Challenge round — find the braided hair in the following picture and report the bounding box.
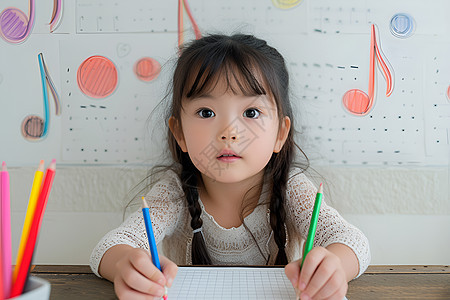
[167,34,307,265]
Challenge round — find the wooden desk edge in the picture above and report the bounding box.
[31,264,450,275]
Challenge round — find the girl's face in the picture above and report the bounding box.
[170,77,290,185]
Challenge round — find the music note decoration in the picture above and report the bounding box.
[178,0,201,48]
[0,0,35,44]
[21,53,61,141]
[342,24,394,116]
[49,0,63,32]
[77,55,118,99]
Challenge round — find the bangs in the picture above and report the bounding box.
[184,43,267,99]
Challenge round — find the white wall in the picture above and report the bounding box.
[8,166,450,265]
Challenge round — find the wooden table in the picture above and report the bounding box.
[31,265,450,299]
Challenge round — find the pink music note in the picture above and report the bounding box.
[342,24,394,116]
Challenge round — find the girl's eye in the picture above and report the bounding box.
[243,108,261,119]
[197,109,215,118]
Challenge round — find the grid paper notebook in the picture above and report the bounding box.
[168,267,297,299]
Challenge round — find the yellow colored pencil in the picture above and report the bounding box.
[12,160,45,283]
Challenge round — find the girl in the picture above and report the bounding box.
[90,34,370,300]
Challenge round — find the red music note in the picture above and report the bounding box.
[342,24,394,116]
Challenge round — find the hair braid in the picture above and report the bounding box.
[179,153,212,265]
[269,152,291,265]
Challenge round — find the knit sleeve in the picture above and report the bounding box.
[89,169,185,277]
[285,170,371,278]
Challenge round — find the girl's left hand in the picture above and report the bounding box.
[285,247,348,300]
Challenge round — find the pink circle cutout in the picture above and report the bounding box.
[342,89,371,115]
[134,57,161,82]
[77,55,118,98]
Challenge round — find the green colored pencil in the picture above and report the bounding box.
[301,183,323,268]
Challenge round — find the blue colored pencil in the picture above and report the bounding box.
[142,197,168,299]
[141,197,161,271]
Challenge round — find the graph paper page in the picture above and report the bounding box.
[168,267,296,299]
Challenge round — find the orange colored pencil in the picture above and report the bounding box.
[10,160,56,297]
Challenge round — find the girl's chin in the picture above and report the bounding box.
[200,168,264,185]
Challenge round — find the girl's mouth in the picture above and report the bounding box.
[217,154,241,162]
[217,150,241,162]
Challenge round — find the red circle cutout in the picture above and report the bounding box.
[77,55,118,98]
[342,89,371,115]
[134,57,161,82]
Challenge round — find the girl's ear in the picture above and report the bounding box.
[168,116,188,152]
[273,116,291,153]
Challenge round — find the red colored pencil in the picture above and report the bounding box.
[10,160,56,297]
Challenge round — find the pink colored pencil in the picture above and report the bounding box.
[0,174,4,300]
[1,162,12,299]
[0,246,3,300]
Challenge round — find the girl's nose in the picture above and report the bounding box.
[220,129,238,141]
[221,135,237,141]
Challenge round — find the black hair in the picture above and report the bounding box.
[168,34,309,265]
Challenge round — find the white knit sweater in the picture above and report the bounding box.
[90,168,370,278]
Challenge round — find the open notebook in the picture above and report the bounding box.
[168,267,349,299]
[168,267,295,299]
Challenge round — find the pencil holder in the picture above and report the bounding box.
[9,276,51,300]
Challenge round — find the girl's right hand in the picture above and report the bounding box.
[113,248,178,299]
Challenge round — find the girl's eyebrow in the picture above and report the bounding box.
[249,95,273,105]
[189,94,214,101]
[189,94,272,105]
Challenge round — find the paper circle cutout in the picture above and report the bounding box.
[342,89,371,115]
[447,85,450,102]
[0,7,28,43]
[272,0,302,9]
[77,55,118,98]
[134,57,161,82]
[390,13,415,38]
[21,115,44,140]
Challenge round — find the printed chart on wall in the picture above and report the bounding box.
[0,0,449,166]
[59,34,173,164]
[266,0,450,166]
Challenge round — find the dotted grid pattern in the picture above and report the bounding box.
[168,267,297,299]
[76,0,177,33]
